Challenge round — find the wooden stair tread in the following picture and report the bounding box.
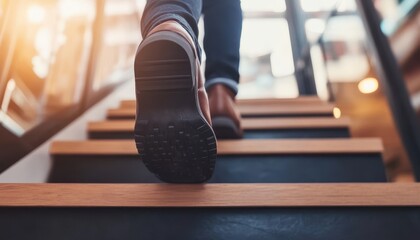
[1,183,419,207]
[119,96,325,108]
[88,117,351,132]
[107,104,335,118]
[236,97,324,105]
[239,104,334,115]
[50,138,383,155]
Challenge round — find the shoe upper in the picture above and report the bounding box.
[146,21,212,125]
[207,84,242,133]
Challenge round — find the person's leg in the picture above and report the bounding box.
[141,0,202,57]
[134,0,217,183]
[202,0,243,139]
[202,0,242,94]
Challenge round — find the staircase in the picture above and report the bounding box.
[1,97,420,239]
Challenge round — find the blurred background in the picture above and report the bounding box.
[0,0,419,181]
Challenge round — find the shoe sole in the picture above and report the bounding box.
[212,116,243,139]
[134,31,217,183]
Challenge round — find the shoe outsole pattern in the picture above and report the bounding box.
[212,116,243,139]
[134,31,217,183]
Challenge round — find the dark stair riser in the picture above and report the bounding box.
[107,112,334,120]
[48,153,387,183]
[1,207,419,240]
[88,128,351,140]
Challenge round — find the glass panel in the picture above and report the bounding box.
[0,0,95,136]
[238,18,298,99]
[91,0,141,91]
[231,0,295,99]
[305,0,418,98]
[378,0,418,35]
[241,0,286,13]
[0,0,5,22]
[303,0,358,44]
[0,0,7,41]
[300,0,339,12]
[301,0,365,99]
[318,16,368,82]
[305,0,414,179]
[309,15,370,99]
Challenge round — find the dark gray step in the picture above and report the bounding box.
[0,206,418,240]
[89,128,350,139]
[48,154,386,183]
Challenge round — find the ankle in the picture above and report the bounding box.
[206,79,238,97]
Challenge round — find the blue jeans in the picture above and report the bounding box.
[141,0,243,95]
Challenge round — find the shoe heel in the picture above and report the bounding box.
[135,59,193,91]
[133,31,217,183]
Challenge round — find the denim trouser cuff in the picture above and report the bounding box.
[205,77,238,95]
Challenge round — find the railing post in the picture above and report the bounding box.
[284,0,317,95]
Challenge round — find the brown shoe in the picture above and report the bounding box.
[134,21,217,183]
[208,84,243,139]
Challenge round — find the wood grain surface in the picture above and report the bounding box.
[50,138,383,155]
[119,96,325,108]
[88,117,350,132]
[0,183,419,207]
[107,104,335,118]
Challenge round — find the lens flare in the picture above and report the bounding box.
[333,107,341,119]
[358,77,379,94]
[27,5,46,24]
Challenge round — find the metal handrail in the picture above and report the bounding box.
[357,0,420,181]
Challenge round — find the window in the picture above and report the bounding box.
[91,0,141,91]
[0,0,95,135]
[237,0,298,99]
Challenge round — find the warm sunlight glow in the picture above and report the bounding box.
[358,77,379,94]
[27,5,46,24]
[333,107,341,119]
